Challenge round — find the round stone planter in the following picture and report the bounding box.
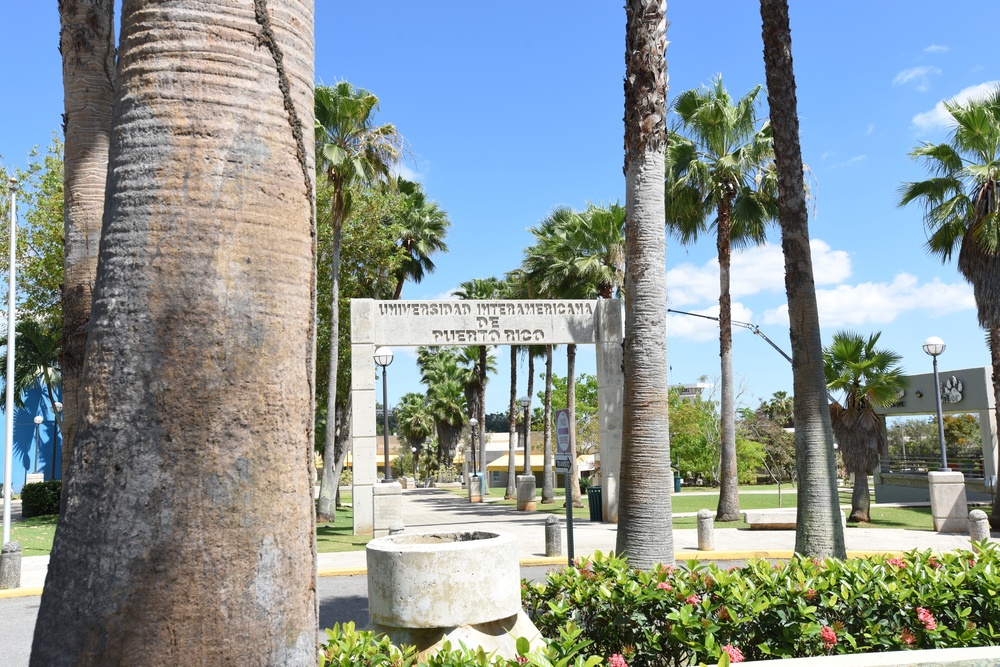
[366,530,541,658]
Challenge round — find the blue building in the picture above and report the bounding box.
[0,381,62,494]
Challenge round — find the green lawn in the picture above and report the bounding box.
[11,515,58,557]
[316,504,371,553]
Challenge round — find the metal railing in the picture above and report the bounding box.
[881,455,985,478]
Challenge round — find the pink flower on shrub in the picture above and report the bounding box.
[820,625,837,649]
[608,654,628,667]
[516,656,529,665]
[658,563,676,576]
[927,556,942,569]
[656,581,672,591]
[900,628,916,646]
[886,557,906,569]
[804,588,818,600]
[917,607,937,631]
[685,594,701,606]
[721,644,744,663]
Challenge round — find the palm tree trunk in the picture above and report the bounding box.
[318,206,343,522]
[541,345,555,503]
[58,0,116,486]
[567,344,583,507]
[761,0,846,558]
[988,326,1000,529]
[616,0,672,570]
[849,473,870,523]
[32,2,318,662]
[716,200,740,521]
[526,352,536,478]
[506,347,518,498]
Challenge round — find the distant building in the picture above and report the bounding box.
[671,382,712,403]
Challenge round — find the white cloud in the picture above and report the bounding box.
[924,44,949,54]
[831,155,867,169]
[893,66,941,92]
[667,302,757,343]
[912,81,1000,131]
[762,273,974,328]
[667,240,851,306]
[667,239,851,308]
[866,124,875,136]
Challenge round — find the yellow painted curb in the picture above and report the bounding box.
[0,586,43,599]
[318,567,368,578]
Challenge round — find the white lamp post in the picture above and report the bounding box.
[468,417,479,478]
[411,446,419,482]
[32,416,43,474]
[519,396,531,476]
[923,336,948,471]
[3,178,17,547]
[373,346,394,481]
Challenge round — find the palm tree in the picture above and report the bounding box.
[760,0,846,558]
[614,0,672,570]
[0,320,64,462]
[824,331,907,523]
[897,86,1000,529]
[392,179,450,299]
[58,0,115,482]
[665,76,778,522]
[33,2,318,661]
[418,347,468,478]
[315,81,402,521]
[455,277,503,488]
[395,392,435,483]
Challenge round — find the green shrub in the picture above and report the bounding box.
[319,621,603,667]
[522,546,1000,665]
[20,480,61,518]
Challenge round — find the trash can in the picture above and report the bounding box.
[673,471,681,494]
[587,485,603,522]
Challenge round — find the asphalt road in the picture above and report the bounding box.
[0,566,564,666]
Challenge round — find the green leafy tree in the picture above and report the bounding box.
[761,0,846,557]
[897,86,1000,528]
[824,331,908,522]
[665,76,777,522]
[315,81,403,521]
[315,182,403,511]
[943,413,982,455]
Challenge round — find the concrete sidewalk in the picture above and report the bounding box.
[3,488,994,596]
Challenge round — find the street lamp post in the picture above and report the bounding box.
[3,178,18,548]
[519,396,531,476]
[923,336,948,471]
[374,346,394,481]
[412,446,419,482]
[32,416,43,474]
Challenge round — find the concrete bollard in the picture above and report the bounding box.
[0,541,22,590]
[970,509,990,549]
[697,509,714,551]
[517,475,536,511]
[544,515,561,557]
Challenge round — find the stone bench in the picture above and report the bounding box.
[743,508,846,530]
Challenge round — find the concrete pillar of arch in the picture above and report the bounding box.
[595,299,623,524]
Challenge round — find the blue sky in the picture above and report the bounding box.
[2,2,997,418]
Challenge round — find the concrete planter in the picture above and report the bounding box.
[367,531,542,658]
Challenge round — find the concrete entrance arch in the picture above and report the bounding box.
[350,299,624,535]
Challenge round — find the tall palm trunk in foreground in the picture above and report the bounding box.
[58,0,116,482]
[32,2,318,663]
[760,0,845,558]
[541,344,555,503]
[616,0,673,569]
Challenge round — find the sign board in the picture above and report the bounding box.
[555,409,572,471]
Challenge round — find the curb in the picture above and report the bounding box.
[0,586,43,599]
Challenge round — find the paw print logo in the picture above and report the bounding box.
[941,376,963,403]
